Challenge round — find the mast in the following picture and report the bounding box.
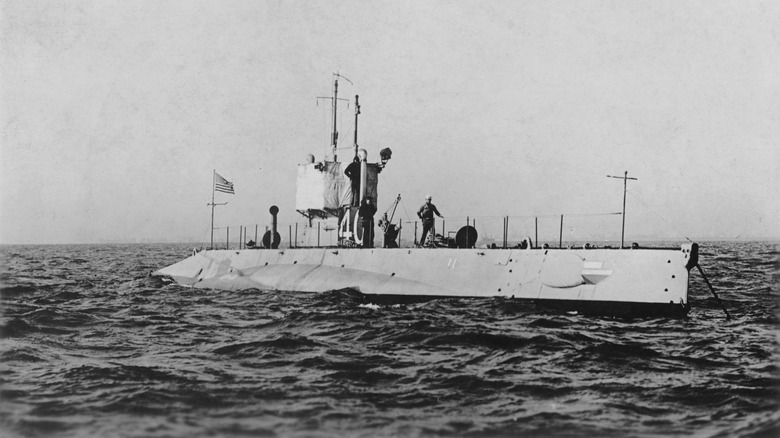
[353,94,360,158]
[607,171,638,249]
[331,78,339,161]
[317,74,351,162]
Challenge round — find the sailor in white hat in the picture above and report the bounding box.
[417,195,443,247]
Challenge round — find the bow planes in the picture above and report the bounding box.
[155,76,701,318]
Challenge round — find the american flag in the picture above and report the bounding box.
[214,172,235,194]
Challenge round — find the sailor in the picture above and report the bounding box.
[417,195,443,247]
[379,212,399,248]
[358,197,377,248]
[344,156,361,207]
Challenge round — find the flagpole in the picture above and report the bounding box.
[208,170,232,250]
[211,169,215,249]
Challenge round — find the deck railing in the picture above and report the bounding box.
[207,212,631,250]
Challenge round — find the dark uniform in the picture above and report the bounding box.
[344,158,361,207]
[358,198,377,248]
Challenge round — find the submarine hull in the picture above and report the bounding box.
[154,244,696,318]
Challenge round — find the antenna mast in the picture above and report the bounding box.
[331,78,338,161]
[317,73,351,162]
[353,94,360,158]
[607,170,638,249]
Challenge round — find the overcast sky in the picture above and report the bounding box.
[1,0,778,244]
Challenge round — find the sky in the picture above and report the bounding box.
[1,0,778,244]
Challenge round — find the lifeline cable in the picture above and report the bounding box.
[627,191,693,242]
[199,222,212,250]
[399,198,415,226]
[400,198,421,243]
[379,195,402,223]
[381,199,397,217]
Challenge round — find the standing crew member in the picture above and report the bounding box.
[344,156,361,207]
[358,198,377,248]
[417,195,443,247]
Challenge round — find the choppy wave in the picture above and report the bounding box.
[0,242,778,437]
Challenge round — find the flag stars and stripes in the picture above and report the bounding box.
[215,172,235,194]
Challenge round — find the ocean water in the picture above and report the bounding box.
[0,242,777,437]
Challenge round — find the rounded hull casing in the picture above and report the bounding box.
[155,244,697,318]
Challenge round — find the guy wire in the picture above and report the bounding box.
[627,191,693,242]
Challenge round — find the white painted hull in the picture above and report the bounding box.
[155,243,698,317]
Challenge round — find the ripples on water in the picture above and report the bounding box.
[0,242,778,437]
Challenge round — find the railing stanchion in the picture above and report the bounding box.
[559,215,564,248]
[505,216,509,248]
